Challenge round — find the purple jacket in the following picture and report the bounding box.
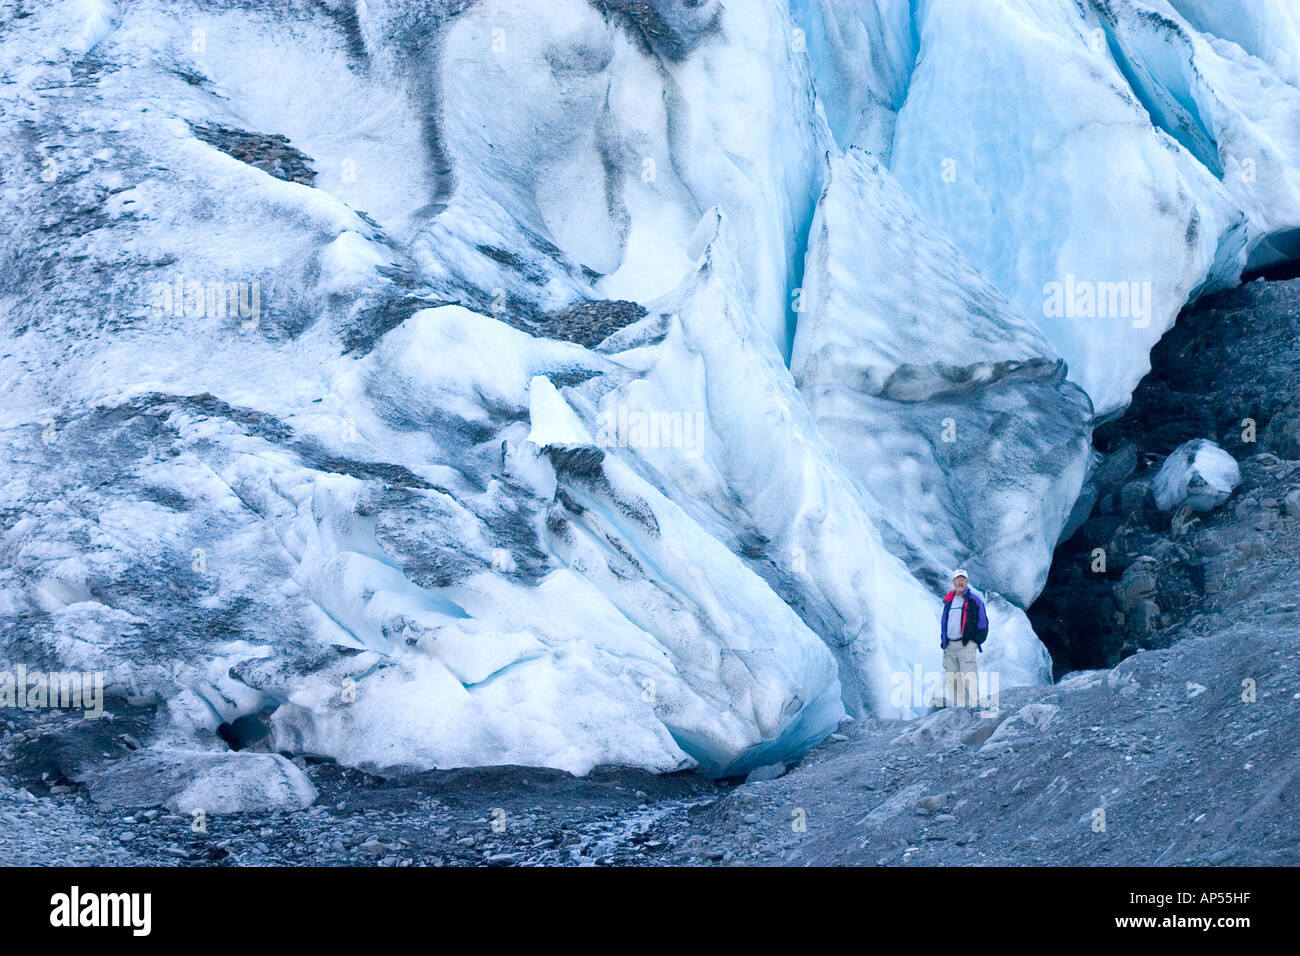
[940,587,988,652]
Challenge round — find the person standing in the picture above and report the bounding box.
[940,569,988,708]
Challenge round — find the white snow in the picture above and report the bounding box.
[319,232,391,295]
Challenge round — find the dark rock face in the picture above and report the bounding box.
[1100,278,1300,460]
[1030,277,1300,676]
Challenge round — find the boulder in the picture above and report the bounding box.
[1262,407,1300,459]
[1152,440,1240,512]
[1115,558,1159,613]
[80,749,318,814]
[1285,487,1300,520]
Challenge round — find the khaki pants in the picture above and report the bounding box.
[943,641,980,708]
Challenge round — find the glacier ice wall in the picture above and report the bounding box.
[2,0,1299,777]
[792,149,1092,609]
[879,0,1300,416]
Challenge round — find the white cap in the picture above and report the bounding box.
[952,568,969,581]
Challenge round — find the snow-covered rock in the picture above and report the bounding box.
[1153,439,1241,512]
[81,749,318,814]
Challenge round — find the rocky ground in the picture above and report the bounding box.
[2,279,1297,866]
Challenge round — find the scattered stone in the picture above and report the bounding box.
[191,124,317,185]
[744,763,786,784]
[1284,487,1300,519]
[1132,599,1162,635]
[915,794,951,814]
[538,299,646,348]
[1115,559,1158,613]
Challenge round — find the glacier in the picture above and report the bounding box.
[2,0,1299,780]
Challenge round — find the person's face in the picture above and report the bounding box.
[953,576,967,594]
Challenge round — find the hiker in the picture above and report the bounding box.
[940,569,988,708]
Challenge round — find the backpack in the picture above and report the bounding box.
[968,591,989,647]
